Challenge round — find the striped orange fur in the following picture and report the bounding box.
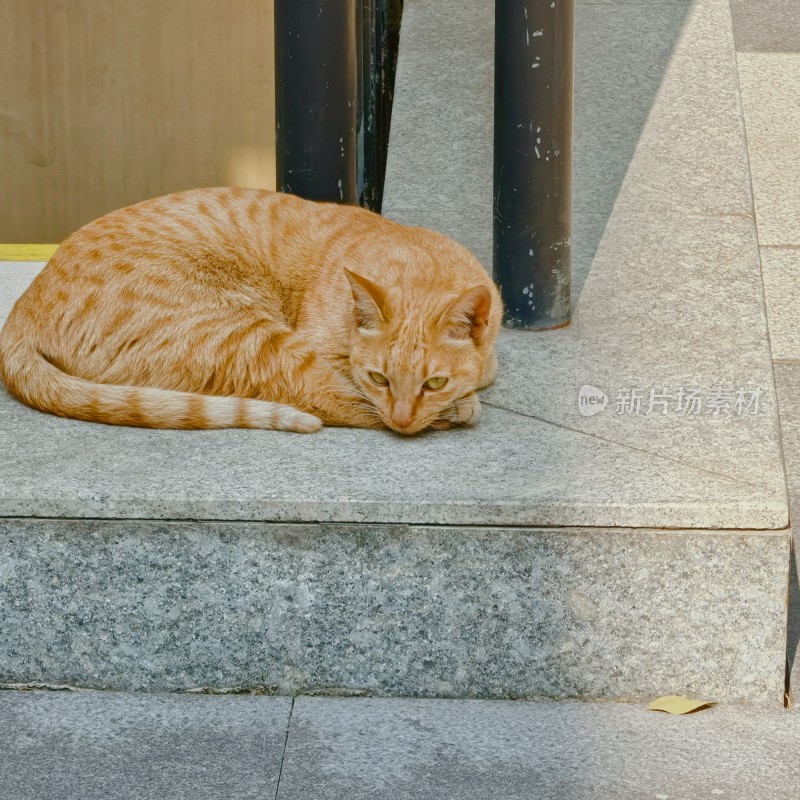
[0,188,502,434]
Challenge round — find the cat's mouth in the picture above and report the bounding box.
[384,415,437,436]
[385,420,424,435]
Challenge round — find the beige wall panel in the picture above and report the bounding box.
[0,0,276,243]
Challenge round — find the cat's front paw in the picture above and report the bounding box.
[430,393,482,430]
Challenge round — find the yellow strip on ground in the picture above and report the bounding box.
[0,244,60,262]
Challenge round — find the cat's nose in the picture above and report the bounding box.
[392,403,414,429]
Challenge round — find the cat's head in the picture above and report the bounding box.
[345,268,494,434]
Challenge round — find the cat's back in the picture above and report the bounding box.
[2,188,331,336]
[32,188,300,291]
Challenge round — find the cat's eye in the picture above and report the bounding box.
[423,376,448,390]
[368,371,389,386]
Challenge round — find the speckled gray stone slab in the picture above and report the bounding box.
[738,52,800,245]
[481,212,786,505]
[277,697,800,800]
[0,518,789,702]
[0,262,787,528]
[760,247,800,361]
[731,0,800,52]
[574,1,754,223]
[0,690,291,800]
[0,1,786,530]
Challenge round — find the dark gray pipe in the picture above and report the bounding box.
[359,0,404,211]
[494,0,574,330]
[274,0,359,204]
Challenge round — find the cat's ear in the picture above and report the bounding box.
[438,285,493,343]
[344,268,388,330]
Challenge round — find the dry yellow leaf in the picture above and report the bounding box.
[648,695,717,715]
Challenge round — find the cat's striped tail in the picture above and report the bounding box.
[0,335,322,432]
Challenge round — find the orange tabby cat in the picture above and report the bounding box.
[0,188,501,434]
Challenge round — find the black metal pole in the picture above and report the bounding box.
[358,0,377,210]
[357,0,403,211]
[494,0,573,330]
[274,0,359,204]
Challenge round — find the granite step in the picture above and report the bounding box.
[3,691,799,800]
[0,517,788,703]
[0,0,791,704]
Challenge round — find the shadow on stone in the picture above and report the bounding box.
[787,496,799,694]
[571,2,692,304]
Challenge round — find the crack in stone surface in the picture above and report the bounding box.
[482,401,769,491]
